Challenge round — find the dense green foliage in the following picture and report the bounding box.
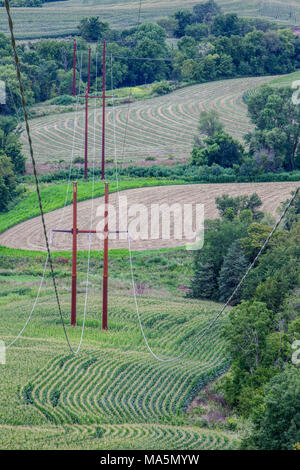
[242,367,300,449]
[1,2,300,114]
[0,154,17,212]
[190,212,250,301]
[190,85,300,176]
[0,116,25,211]
[246,85,300,171]
[0,0,66,6]
[20,163,300,187]
[78,17,110,42]
[191,131,245,168]
[190,190,300,447]
[218,240,248,303]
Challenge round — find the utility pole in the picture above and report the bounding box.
[88,47,91,94]
[73,39,76,97]
[51,182,124,327]
[101,40,106,180]
[102,182,109,330]
[84,87,88,180]
[80,41,111,180]
[71,182,77,325]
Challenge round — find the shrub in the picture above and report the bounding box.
[152,81,174,95]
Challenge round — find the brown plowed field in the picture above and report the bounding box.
[0,182,298,252]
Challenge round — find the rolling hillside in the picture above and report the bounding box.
[0,0,300,40]
[21,76,275,167]
[0,256,236,449]
[0,181,298,251]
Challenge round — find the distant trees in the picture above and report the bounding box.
[190,83,300,179]
[246,86,300,171]
[0,117,25,212]
[0,117,25,175]
[193,131,244,168]
[0,154,17,212]
[191,125,245,168]
[78,16,110,42]
[197,110,224,137]
[242,366,300,449]
[190,208,250,301]
[173,10,194,38]
[218,240,248,303]
[215,193,263,221]
[193,0,221,24]
[1,8,300,112]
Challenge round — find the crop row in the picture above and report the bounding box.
[0,422,237,450]
[21,76,273,164]
[21,349,229,426]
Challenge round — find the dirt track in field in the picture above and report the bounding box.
[1,182,299,252]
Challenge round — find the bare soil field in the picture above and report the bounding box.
[0,181,298,252]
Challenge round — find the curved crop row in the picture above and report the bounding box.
[0,423,237,450]
[21,76,273,165]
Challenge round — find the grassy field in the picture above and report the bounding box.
[0,248,237,450]
[269,69,300,86]
[21,75,276,167]
[1,0,300,40]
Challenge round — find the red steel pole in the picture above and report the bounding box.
[101,40,106,181]
[84,88,88,180]
[71,182,77,326]
[88,48,91,94]
[73,39,76,96]
[102,182,109,330]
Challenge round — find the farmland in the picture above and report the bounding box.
[0,249,237,449]
[1,0,300,40]
[0,180,299,251]
[21,75,275,167]
[1,2,300,452]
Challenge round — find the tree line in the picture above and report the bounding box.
[190,84,300,178]
[189,190,300,449]
[1,1,300,115]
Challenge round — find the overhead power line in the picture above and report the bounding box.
[128,185,300,362]
[4,0,78,354]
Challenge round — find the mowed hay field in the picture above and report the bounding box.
[1,0,300,39]
[1,181,299,251]
[21,76,275,166]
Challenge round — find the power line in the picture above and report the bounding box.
[137,0,143,24]
[5,45,85,350]
[4,0,80,354]
[128,185,300,363]
[112,55,175,62]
